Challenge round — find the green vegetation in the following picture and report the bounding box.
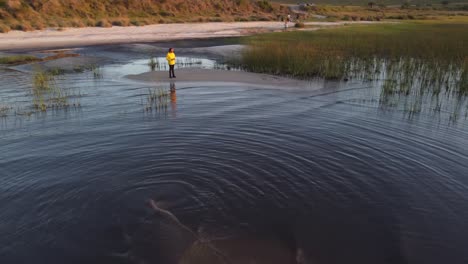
[144,88,169,112]
[32,69,80,111]
[0,55,39,65]
[0,104,11,117]
[92,65,103,79]
[148,57,158,71]
[0,0,279,32]
[237,22,468,95]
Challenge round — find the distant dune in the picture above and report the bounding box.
[0,0,279,33]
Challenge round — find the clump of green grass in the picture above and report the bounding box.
[31,69,79,112]
[148,57,158,71]
[295,22,305,28]
[0,104,12,118]
[0,55,39,65]
[236,22,468,95]
[33,70,53,90]
[144,87,169,112]
[48,67,66,76]
[89,64,103,79]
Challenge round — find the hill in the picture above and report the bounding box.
[0,0,279,32]
[271,0,467,5]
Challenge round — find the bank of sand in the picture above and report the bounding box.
[0,21,379,51]
[126,68,321,89]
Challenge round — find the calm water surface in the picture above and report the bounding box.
[1,43,468,264]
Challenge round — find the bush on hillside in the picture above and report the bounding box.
[0,24,11,33]
[96,19,112,27]
[257,0,273,12]
[295,22,305,28]
[14,23,33,31]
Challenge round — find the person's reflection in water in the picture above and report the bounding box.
[170,82,177,118]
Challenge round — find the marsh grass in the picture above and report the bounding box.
[144,87,169,112]
[90,64,103,79]
[0,104,12,118]
[0,52,79,66]
[147,57,206,71]
[148,57,158,71]
[32,69,80,112]
[0,55,39,65]
[237,22,468,95]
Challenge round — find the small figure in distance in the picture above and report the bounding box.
[166,48,176,79]
[284,14,291,29]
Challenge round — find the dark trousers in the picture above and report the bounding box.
[169,65,175,78]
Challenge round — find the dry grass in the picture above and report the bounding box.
[275,3,468,22]
[0,0,280,32]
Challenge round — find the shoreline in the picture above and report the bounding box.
[0,21,380,52]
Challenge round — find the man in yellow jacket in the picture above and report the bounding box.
[166,48,176,78]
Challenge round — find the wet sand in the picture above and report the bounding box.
[0,21,381,51]
[126,68,319,89]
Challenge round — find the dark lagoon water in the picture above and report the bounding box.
[1,43,468,264]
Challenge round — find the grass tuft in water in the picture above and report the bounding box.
[144,87,169,112]
[90,64,103,79]
[31,69,80,112]
[148,57,158,71]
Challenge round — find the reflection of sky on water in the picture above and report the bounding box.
[104,57,227,77]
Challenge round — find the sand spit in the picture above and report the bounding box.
[126,68,323,90]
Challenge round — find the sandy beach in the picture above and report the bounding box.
[0,21,378,51]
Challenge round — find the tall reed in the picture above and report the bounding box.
[237,22,468,95]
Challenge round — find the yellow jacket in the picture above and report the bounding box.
[166,52,176,65]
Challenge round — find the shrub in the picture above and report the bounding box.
[0,24,11,33]
[111,19,130,26]
[130,19,141,26]
[95,19,112,27]
[342,15,351,21]
[257,0,273,12]
[209,18,223,22]
[14,23,33,31]
[235,17,249,22]
[32,21,46,30]
[70,19,85,28]
[214,3,222,10]
[237,0,249,8]
[294,22,305,28]
[85,19,96,27]
[159,11,173,17]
